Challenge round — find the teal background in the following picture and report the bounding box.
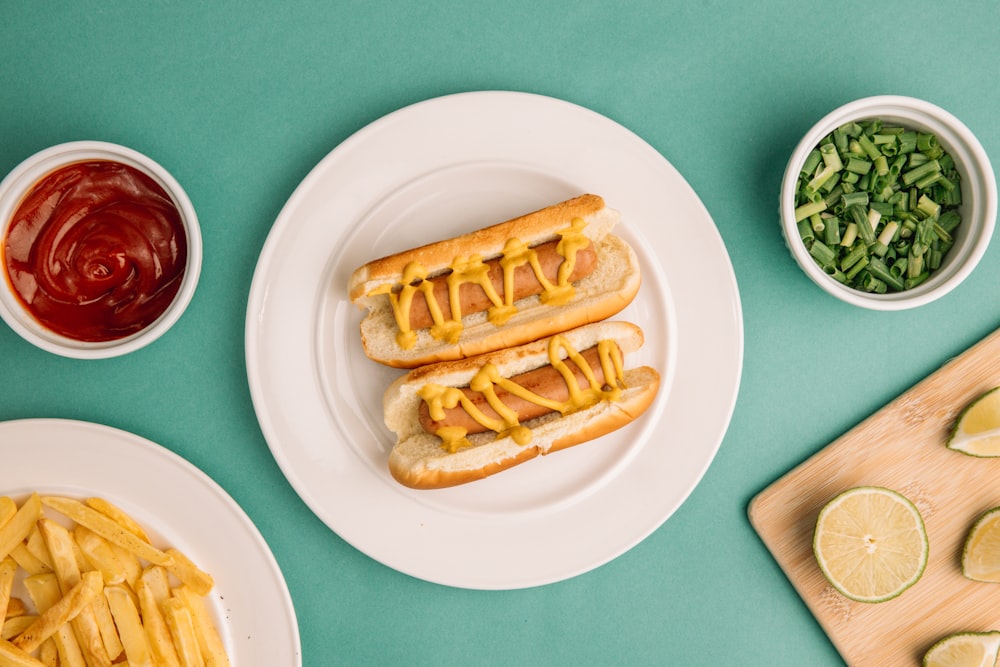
[2,2,998,664]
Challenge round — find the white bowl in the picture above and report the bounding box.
[780,95,996,310]
[0,141,202,358]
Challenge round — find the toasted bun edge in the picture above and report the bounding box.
[387,365,660,489]
[348,194,613,302]
[357,232,640,368]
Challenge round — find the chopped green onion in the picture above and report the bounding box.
[840,241,868,271]
[792,118,964,293]
[801,149,823,176]
[795,199,827,222]
[851,205,876,244]
[858,271,887,293]
[845,157,873,175]
[933,222,951,243]
[857,134,881,161]
[806,165,839,194]
[824,185,845,208]
[833,128,849,153]
[841,191,869,209]
[845,255,869,281]
[841,222,858,247]
[823,214,841,246]
[820,142,843,171]
[871,220,899,257]
[938,209,961,233]
[917,194,940,219]
[868,207,882,230]
[858,172,872,192]
[878,220,899,245]
[888,155,906,180]
[808,213,823,232]
[868,257,905,291]
[797,218,814,245]
[915,172,942,189]
[936,175,956,193]
[898,132,917,154]
[905,272,930,290]
[870,201,894,217]
[820,171,842,193]
[929,247,942,271]
[841,121,862,138]
[902,159,941,186]
[916,133,937,152]
[874,155,889,176]
[825,265,848,284]
[942,181,962,206]
[809,240,837,267]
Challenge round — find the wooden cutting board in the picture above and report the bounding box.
[749,325,1000,666]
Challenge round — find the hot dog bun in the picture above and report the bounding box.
[384,321,660,489]
[349,194,640,368]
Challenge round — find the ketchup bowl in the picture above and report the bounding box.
[0,141,202,358]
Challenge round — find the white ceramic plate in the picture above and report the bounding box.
[246,91,743,590]
[0,418,301,665]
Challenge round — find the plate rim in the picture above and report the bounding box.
[245,89,744,589]
[0,416,302,665]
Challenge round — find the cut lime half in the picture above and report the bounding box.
[923,631,1000,667]
[963,506,1000,583]
[948,387,1000,457]
[813,486,929,603]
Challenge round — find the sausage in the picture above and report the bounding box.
[406,240,597,330]
[418,344,615,435]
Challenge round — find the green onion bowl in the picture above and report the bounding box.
[780,95,995,310]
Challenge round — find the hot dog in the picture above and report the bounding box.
[416,344,614,435]
[406,239,599,330]
[349,194,640,368]
[383,321,660,489]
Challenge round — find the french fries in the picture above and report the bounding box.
[0,494,231,666]
[39,497,172,567]
[104,584,154,667]
[0,494,43,562]
[13,570,102,654]
[0,637,46,667]
[0,557,16,618]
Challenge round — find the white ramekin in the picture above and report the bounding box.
[780,95,996,310]
[0,141,202,358]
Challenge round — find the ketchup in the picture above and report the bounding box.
[3,160,187,342]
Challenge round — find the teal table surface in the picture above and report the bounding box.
[2,2,999,665]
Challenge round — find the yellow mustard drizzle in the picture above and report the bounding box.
[418,336,625,453]
[546,216,590,306]
[373,218,589,349]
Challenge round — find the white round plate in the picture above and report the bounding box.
[0,418,301,665]
[246,91,743,589]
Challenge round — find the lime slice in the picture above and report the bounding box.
[923,631,1000,667]
[813,486,929,603]
[948,387,1000,457]
[963,506,1000,582]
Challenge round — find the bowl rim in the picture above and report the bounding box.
[0,140,202,358]
[780,95,997,311]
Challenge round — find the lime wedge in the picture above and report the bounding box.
[813,486,929,603]
[948,387,1000,457]
[923,631,1000,667]
[963,506,1000,583]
